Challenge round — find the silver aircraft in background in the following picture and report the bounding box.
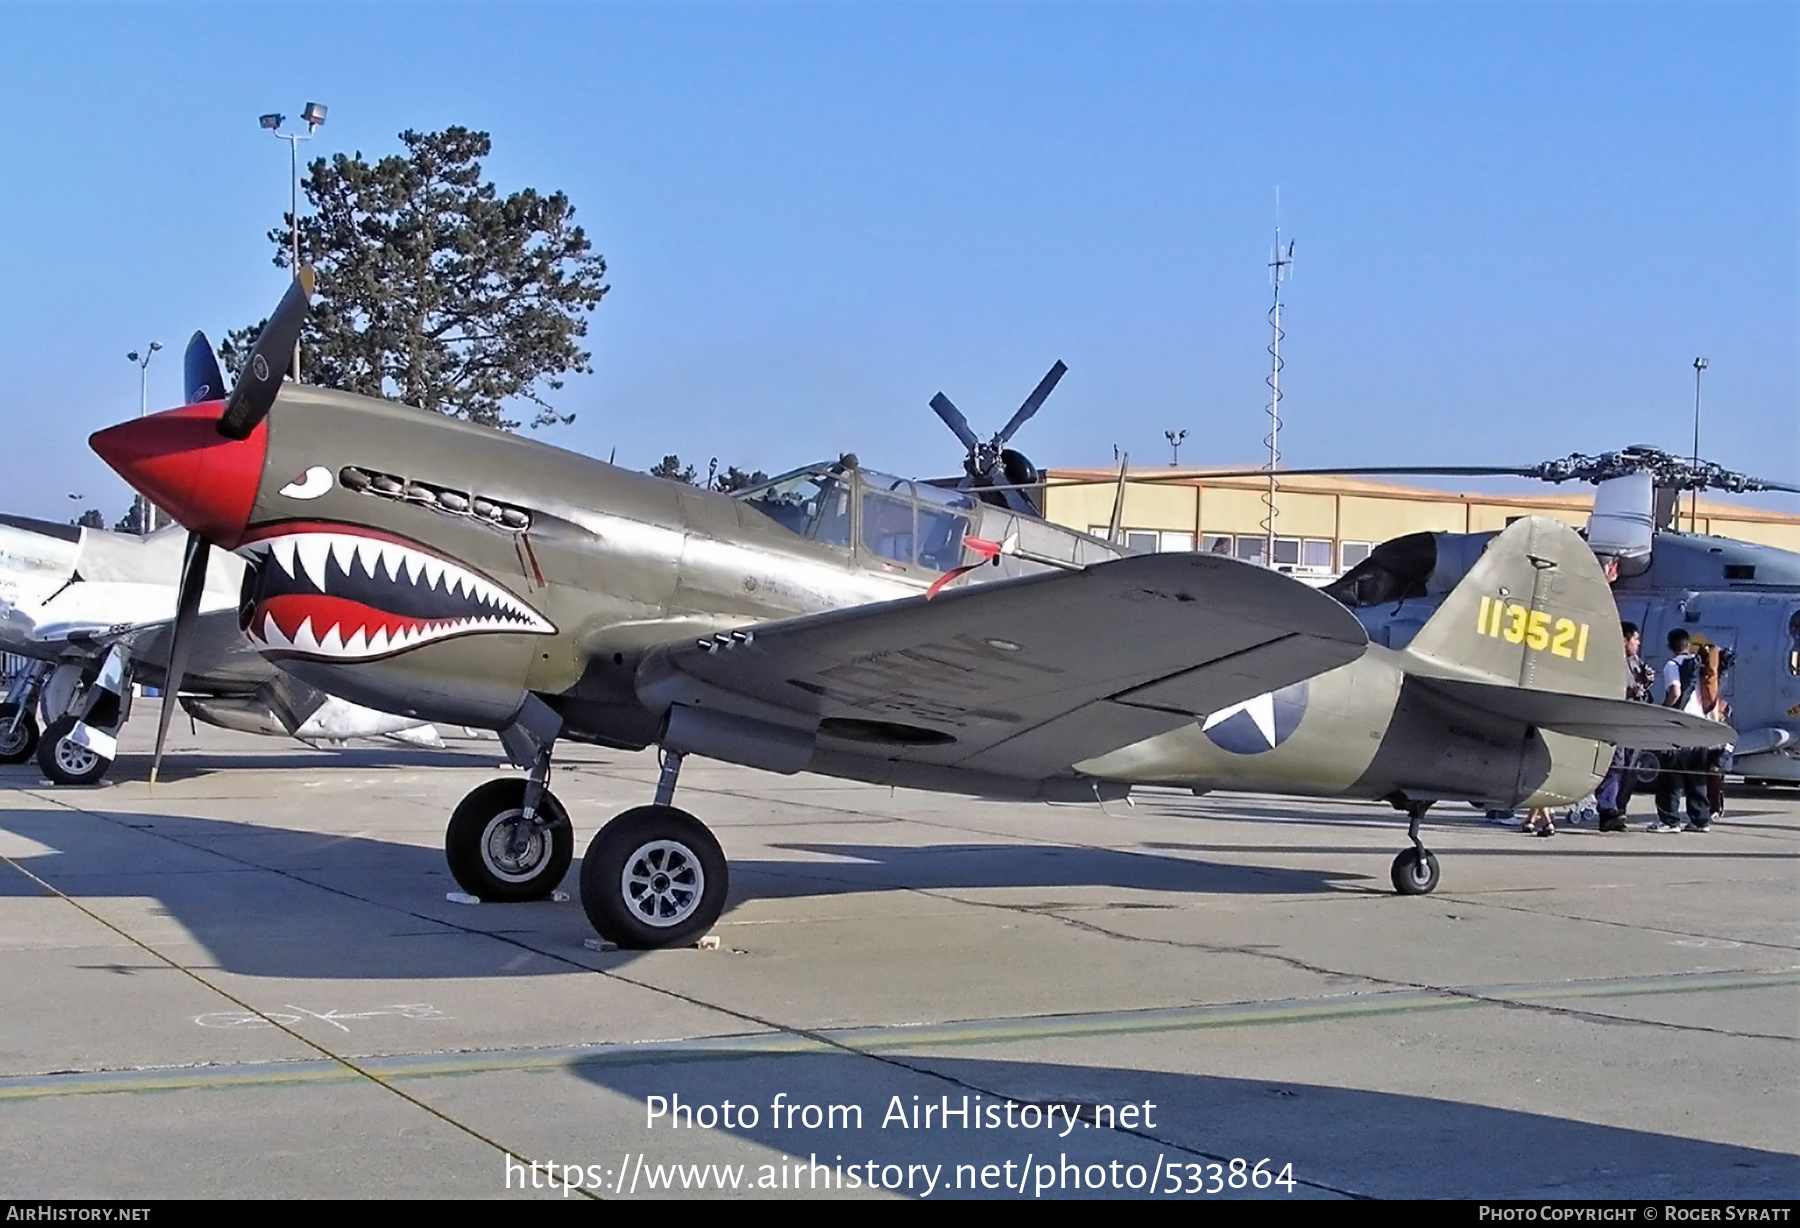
[0,514,444,785]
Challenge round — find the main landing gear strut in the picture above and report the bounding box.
[1388,799,1440,895]
[442,699,727,948]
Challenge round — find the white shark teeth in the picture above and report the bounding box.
[270,537,298,579]
[295,538,332,591]
[259,612,290,649]
[296,617,321,652]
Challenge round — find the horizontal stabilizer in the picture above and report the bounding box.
[1413,676,1733,751]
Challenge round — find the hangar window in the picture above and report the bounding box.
[1340,541,1373,569]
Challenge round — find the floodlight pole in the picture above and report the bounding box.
[1690,357,1707,532]
[261,104,327,381]
[127,343,162,532]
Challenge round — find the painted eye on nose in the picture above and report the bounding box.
[279,467,334,500]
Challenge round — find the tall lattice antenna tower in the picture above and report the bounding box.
[1262,196,1295,565]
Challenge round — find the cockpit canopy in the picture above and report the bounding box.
[735,462,975,573]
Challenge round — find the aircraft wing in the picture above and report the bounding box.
[11,607,272,692]
[637,552,1368,779]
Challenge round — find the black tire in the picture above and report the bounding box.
[581,805,728,949]
[0,703,39,764]
[1391,847,1440,895]
[444,778,573,902]
[1632,751,1662,789]
[36,716,110,786]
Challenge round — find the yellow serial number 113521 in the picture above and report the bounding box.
[1475,596,1590,660]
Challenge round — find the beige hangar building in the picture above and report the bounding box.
[1039,468,1800,575]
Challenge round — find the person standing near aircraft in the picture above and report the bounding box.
[1697,643,1732,823]
[1595,621,1655,831]
[1651,629,1710,831]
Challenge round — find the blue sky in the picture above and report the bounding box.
[2,2,1794,522]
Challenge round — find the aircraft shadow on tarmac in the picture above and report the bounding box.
[561,1051,1798,1200]
[0,806,1367,979]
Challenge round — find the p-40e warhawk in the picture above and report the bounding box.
[89,275,1726,946]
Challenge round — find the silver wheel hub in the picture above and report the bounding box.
[55,738,98,776]
[480,811,549,882]
[621,839,704,928]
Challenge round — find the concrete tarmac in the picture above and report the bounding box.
[0,707,1795,1200]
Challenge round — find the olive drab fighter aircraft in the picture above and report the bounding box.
[89,275,1733,941]
[88,273,1377,948]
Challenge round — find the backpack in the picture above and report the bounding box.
[1671,652,1702,716]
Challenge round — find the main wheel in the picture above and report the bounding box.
[581,805,728,949]
[445,778,573,902]
[1632,751,1662,789]
[1391,847,1440,895]
[0,703,39,764]
[37,716,109,786]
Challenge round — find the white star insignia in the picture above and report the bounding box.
[1201,691,1279,748]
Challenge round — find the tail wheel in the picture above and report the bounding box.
[37,716,109,786]
[1391,847,1440,895]
[581,805,728,949]
[0,703,39,764]
[445,778,573,902]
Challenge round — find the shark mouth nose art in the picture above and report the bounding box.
[239,524,554,660]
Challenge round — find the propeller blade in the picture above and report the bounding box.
[183,332,227,405]
[982,457,1039,516]
[929,392,981,452]
[150,531,210,785]
[217,268,314,441]
[994,360,1066,447]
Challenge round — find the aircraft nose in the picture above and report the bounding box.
[89,403,267,548]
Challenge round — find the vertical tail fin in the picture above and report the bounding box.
[1404,516,1622,697]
